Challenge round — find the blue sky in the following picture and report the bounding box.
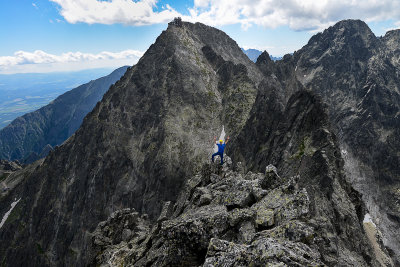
[1,0,399,74]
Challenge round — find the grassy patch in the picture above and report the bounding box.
[291,136,315,160]
[201,66,208,77]
[68,248,77,256]
[207,90,216,98]
[183,38,189,48]
[297,140,306,158]
[195,55,201,66]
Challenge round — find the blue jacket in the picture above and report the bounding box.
[217,143,226,153]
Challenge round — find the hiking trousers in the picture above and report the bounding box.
[212,152,224,165]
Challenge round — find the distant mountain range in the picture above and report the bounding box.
[0,66,128,163]
[0,68,116,129]
[241,48,282,62]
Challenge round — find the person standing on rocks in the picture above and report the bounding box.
[211,136,229,165]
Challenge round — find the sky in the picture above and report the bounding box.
[0,0,400,74]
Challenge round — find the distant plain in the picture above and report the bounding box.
[0,68,114,129]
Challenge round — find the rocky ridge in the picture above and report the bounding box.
[90,159,322,266]
[255,19,400,263]
[90,155,380,266]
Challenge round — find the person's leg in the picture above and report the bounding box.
[220,153,224,165]
[212,152,218,162]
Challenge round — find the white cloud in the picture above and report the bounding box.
[194,0,210,8]
[0,50,144,74]
[32,3,38,9]
[188,0,400,31]
[49,0,181,25]
[50,0,400,31]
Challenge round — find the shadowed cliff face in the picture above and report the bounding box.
[255,19,400,263]
[0,22,263,266]
[230,89,379,265]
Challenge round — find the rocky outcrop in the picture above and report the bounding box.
[0,66,128,162]
[89,208,151,266]
[0,160,22,172]
[255,19,400,263]
[0,160,22,195]
[90,154,379,266]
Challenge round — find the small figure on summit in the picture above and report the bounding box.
[171,17,182,27]
[212,136,229,165]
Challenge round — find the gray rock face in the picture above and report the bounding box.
[255,19,400,263]
[0,66,128,162]
[90,208,151,266]
[0,21,262,266]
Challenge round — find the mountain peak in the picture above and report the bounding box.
[333,19,370,30]
[307,19,377,50]
[143,19,263,86]
[383,29,400,51]
[256,50,272,65]
[327,19,373,36]
[294,19,378,74]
